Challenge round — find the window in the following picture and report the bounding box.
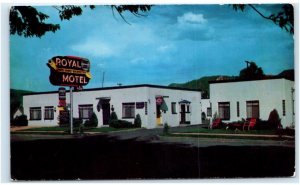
[30,107,41,120]
[237,101,240,117]
[79,104,93,119]
[145,102,148,115]
[218,102,230,120]
[246,101,259,118]
[207,102,212,117]
[186,104,190,113]
[293,100,295,115]
[282,100,286,116]
[207,107,212,117]
[122,103,135,118]
[44,106,54,120]
[171,102,177,114]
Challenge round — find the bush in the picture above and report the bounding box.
[59,117,83,128]
[12,114,28,126]
[109,119,133,128]
[84,112,98,127]
[268,109,282,129]
[74,118,83,127]
[134,114,142,128]
[212,111,219,122]
[108,111,135,128]
[256,119,270,130]
[108,111,118,124]
[163,123,169,135]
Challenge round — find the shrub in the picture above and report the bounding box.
[59,117,82,128]
[108,111,135,128]
[78,123,84,135]
[12,114,28,126]
[268,109,282,129]
[74,118,83,127]
[134,114,142,128]
[256,119,270,130]
[109,119,133,128]
[84,112,98,127]
[212,111,219,122]
[163,123,169,135]
[108,111,118,125]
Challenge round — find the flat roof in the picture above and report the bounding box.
[209,77,294,84]
[23,84,201,96]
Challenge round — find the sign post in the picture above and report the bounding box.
[70,86,73,134]
[47,56,91,134]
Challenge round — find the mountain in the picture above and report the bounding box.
[169,75,236,98]
[169,69,294,98]
[10,89,33,119]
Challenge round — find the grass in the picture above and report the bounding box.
[23,126,68,132]
[172,127,277,135]
[85,127,137,133]
[164,133,294,141]
[15,126,138,133]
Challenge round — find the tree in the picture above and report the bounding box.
[232,4,294,34]
[10,5,152,38]
[239,61,265,80]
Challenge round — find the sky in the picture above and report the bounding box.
[10,4,294,92]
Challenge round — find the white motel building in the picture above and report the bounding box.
[202,77,295,128]
[23,84,202,128]
[22,77,295,129]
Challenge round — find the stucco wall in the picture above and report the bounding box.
[210,79,294,128]
[210,79,294,127]
[23,93,59,126]
[23,86,202,128]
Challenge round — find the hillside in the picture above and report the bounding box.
[169,69,294,98]
[169,75,236,98]
[10,89,33,119]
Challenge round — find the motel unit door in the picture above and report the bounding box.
[179,100,191,124]
[97,98,111,125]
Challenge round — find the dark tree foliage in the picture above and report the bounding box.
[239,61,265,80]
[10,6,60,38]
[232,4,294,34]
[10,5,152,38]
[268,109,282,129]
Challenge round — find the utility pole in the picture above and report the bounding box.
[70,86,73,134]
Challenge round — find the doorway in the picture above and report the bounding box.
[180,104,186,124]
[156,104,162,125]
[101,99,110,125]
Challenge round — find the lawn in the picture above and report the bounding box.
[15,126,138,133]
[171,127,278,135]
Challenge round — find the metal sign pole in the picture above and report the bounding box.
[70,86,73,134]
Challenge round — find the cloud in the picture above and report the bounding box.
[157,44,176,53]
[172,12,214,41]
[177,12,207,25]
[70,38,114,58]
[129,57,147,64]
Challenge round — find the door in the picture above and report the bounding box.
[156,104,162,125]
[180,104,186,124]
[102,101,110,125]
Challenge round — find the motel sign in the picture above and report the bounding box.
[47,56,92,87]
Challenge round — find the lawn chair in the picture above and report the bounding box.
[211,118,222,129]
[243,118,257,131]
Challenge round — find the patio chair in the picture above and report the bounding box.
[243,118,257,131]
[211,118,222,129]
